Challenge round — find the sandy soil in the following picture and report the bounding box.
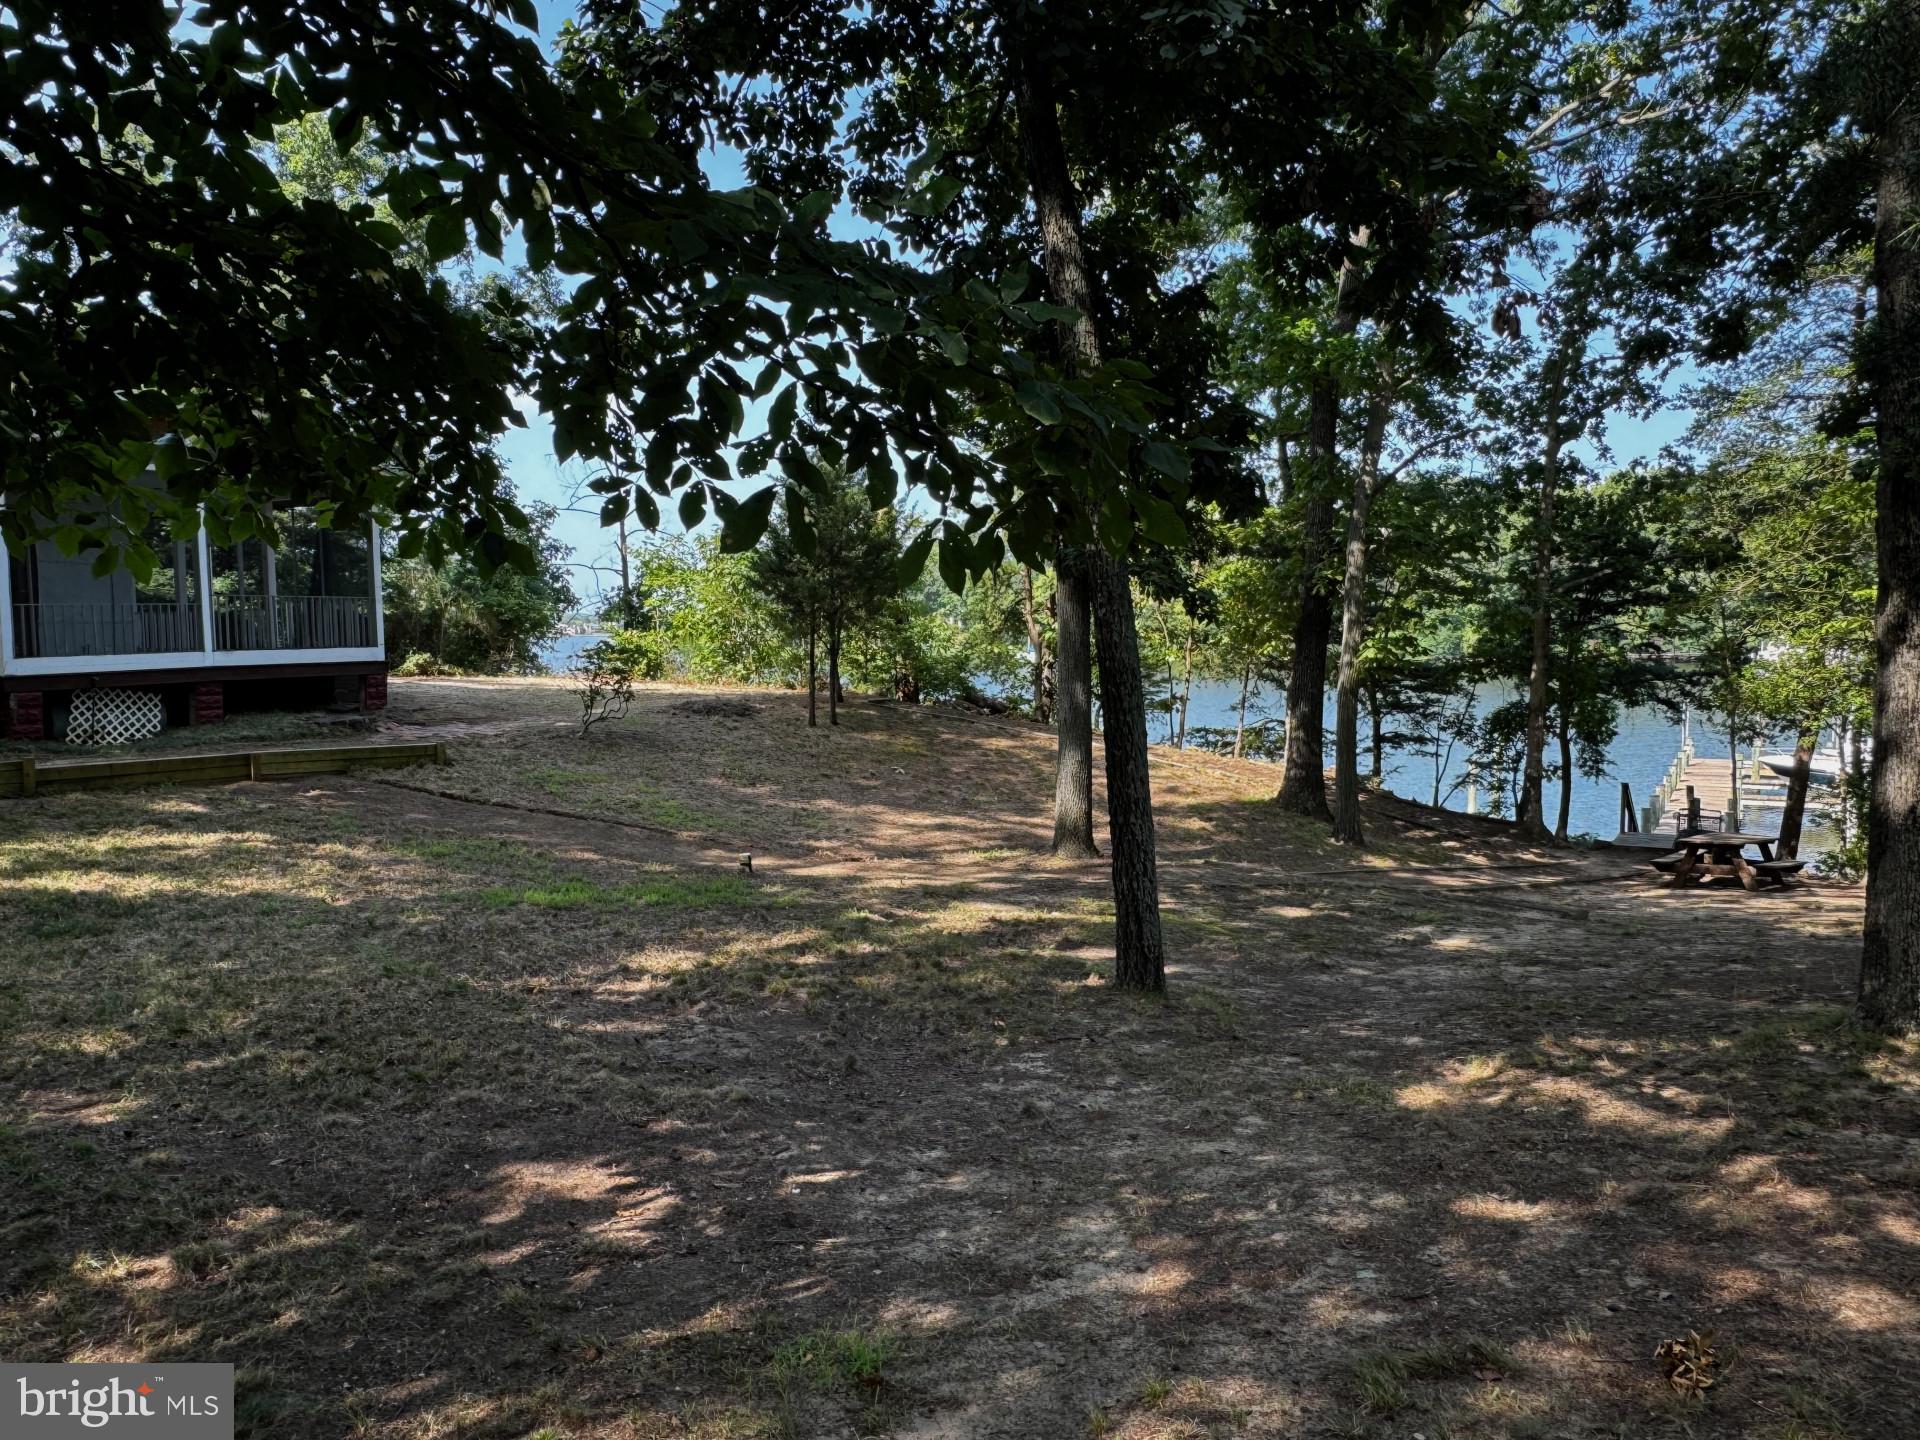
[0,677,1910,1440]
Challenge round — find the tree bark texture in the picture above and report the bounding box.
[1087,548,1166,992]
[1779,730,1816,861]
[1017,38,1164,989]
[1051,551,1099,857]
[1368,684,1384,779]
[1176,629,1193,749]
[1277,232,1369,820]
[1330,391,1390,845]
[1861,28,1920,1033]
[806,627,817,729]
[828,621,841,727]
[1022,565,1053,724]
[1554,703,1574,843]
[1517,364,1568,843]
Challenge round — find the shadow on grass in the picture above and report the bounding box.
[0,769,1908,1440]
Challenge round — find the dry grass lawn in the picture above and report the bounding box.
[1,677,1914,1439]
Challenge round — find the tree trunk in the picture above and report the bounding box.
[1861,34,1920,1033]
[1516,365,1568,842]
[1018,38,1163,989]
[1086,550,1165,991]
[1022,565,1052,724]
[1554,703,1573,843]
[617,512,635,630]
[1051,551,1098,857]
[1367,683,1384,778]
[1276,238,1367,820]
[1234,665,1251,759]
[828,620,841,727]
[1778,730,1816,860]
[1330,391,1390,846]
[1176,628,1193,749]
[806,626,818,728]
[1727,719,1742,831]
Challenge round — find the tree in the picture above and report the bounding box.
[1196,521,1295,761]
[638,537,800,687]
[1258,1,1607,821]
[1326,347,1480,845]
[1612,0,1917,1028]
[383,501,575,674]
[750,474,901,727]
[1686,346,1875,859]
[590,0,1499,990]
[2,2,1149,597]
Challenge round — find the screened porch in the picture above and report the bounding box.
[2,509,383,676]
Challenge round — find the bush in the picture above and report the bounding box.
[392,652,470,678]
[383,498,576,674]
[582,629,668,681]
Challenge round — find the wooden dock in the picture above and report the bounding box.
[1665,750,1788,825]
[1613,713,1789,846]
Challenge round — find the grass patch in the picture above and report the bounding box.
[481,872,765,911]
[394,835,541,870]
[1348,1338,1519,1414]
[768,1328,894,1393]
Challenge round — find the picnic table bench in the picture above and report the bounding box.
[1650,831,1804,891]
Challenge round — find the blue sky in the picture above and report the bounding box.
[505,2,1693,611]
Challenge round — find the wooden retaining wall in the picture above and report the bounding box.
[0,741,446,799]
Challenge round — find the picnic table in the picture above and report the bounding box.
[1655,831,1804,891]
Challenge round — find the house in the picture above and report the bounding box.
[2,501,387,742]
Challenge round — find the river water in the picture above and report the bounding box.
[538,635,1837,848]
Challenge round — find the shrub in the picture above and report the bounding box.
[392,652,470,678]
[583,629,668,681]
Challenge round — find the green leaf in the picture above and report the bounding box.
[937,525,970,593]
[424,207,466,264]
[924,174,964,214]
[768,384,798,442]
[599,492,630,527]
[678,485,707,531]
[715,485,777,553]
[1015,380,1063,426]
[645,432,675,489]
[1141,441,1190,482]
[152,435,191,481]
[864,452,896,508]
[785,485,816,556]
[931,327,969,365]
[793,189,834,226]
[700,373,745,437]
[898,528,936,586]
[1135,494,1188,547]
[779,445,826,494]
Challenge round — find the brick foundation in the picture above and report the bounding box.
[5,691,46,741]
[361,671,388,712]
[191,682,224,726]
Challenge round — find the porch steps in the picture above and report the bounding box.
[0,739,445,799]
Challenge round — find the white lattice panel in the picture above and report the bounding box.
[66,689,166,746]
